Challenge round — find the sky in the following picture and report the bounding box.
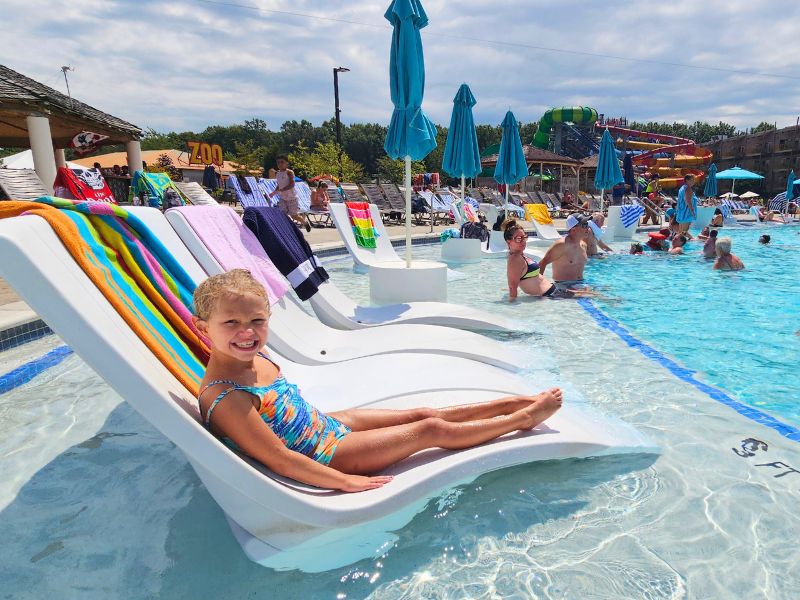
[3,0,800,134]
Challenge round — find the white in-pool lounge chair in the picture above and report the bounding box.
[326,202,521,331]
[139,206,521,372]
[478,203,544,257]
[605,205,640,240]
[0,213,656,570]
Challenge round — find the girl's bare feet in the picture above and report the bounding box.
[517,388,563,430]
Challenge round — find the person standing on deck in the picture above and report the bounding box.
[675,174,698,235]
[270,155,311,232]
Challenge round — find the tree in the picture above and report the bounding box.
[421,125,448,174]
[751,121,777,135]
[475,124,502,153]
[375,155,426,184]
[342,122,388,175]
[289,141,366,182]
[146,152,183,181]
[230,140,267,176]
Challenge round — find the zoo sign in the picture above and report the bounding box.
[187,141,224,167]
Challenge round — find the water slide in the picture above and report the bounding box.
[532,106,598,150]
[605,126,712,189]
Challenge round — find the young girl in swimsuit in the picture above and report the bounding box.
[193,270,563,493]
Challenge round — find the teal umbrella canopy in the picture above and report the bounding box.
[715,166,764,180]
[383,0,437,161]
[703,163,718,197]
[493,111,528,185]
[786,170,795,203]
[594,128,624,190]
[442,83,481,178]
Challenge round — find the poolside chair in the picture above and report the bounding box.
[380,183,420,222]
[417,190,450,225]
[139,205,521,372]
[174,182,219,206]
[359,183,398,222]
[0,168,50,200]
[227,174,266,208]
[340,183,365,202]
[0,207,656,569]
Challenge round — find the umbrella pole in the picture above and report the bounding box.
[460,175,466,223]
[505,186,509,216]
[405,155,412,268]
[599,188,605,213]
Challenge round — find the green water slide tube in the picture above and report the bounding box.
[532,106,598,149]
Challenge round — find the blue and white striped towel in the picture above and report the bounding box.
[769,192,788,212]
[620,204,644,228]
[720,204,732,219]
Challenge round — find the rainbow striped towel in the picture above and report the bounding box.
[1,197,210,395]
[345,201,377,248]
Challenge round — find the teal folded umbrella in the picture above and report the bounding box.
[442,83,481,225]
[703,163,718,198]
[494,111,528,211]
[594,128,624,210]
[383,0,437,266]
[785,170,795,216]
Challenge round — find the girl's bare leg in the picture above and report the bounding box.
[330,391,560,431]
[328,390,562,475]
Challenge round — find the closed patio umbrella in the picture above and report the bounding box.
[785,170,795,219]
[493,110,528,213]
[703,163,717,199]
[384,0,437,267]
[594,128,624,211]
[622,152,636,195]
[442,83,481,228]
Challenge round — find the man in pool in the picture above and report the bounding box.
[538,214,590,287]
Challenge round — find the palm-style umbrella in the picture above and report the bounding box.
[703,163,718,199]
[715,165,764,196]
[493,110,528,213]
[442,83,481,228]
[384,0,437,267]
[594,128,624,211]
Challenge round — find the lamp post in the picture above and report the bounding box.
[333,66,350,181]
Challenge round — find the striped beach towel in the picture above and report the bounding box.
[229,174,266,208]
[345,201,377,248]
[620,204,644,228]
[769,193,788,212]
[0,198,209,394]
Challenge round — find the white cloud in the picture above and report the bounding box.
[2,0,799,133]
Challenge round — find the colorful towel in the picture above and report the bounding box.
[130,171,185,208]
[526,203,553,225]
[243,207,329,301]
[53,167,116,203]
[172,205,289,305]
[620,204,645,228]
[0,199,209,395]
[345,201,377,248]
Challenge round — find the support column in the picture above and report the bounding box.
[126,140,143,173]
[54,149,67,168]
[26,115,57,193]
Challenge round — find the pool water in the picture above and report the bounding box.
[1,236,800,599]
[584,225,800,426]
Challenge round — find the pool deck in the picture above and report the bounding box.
[0,213,760,339]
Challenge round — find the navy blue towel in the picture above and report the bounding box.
[243,207,329,301]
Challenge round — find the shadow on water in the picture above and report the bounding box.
[0,399,656,600]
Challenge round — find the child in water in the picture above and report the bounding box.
[193,270,563,493]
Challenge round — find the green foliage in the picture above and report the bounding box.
[375,156,426,184]
[475,124,503,152]
[289,141,366,182]
[230,140,268,175]
[146,153,182,181]
[342,122,389,175]
[627,120,739,143]
[751,121,777,134]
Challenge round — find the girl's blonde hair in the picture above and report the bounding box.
[193,269,269,320]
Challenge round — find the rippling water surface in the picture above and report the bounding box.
[1,231,799,599]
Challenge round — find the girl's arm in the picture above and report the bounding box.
[208,389,391,492]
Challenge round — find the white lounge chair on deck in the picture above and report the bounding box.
[0,213,656,570]
[174,181,219,206]
[138,206,520,372]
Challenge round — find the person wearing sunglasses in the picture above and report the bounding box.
[503,220,588,300]
[538,213,591,288]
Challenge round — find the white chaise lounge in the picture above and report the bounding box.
[0,213,656,570]
[133,206,521,372]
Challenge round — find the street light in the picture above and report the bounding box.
[333,66,350,181]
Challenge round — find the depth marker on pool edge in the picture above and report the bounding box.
[578,299,800,443]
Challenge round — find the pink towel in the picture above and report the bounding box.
[173,205,289,305]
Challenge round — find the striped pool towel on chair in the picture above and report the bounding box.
[620,205,644,228]
[345,201,377,248]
